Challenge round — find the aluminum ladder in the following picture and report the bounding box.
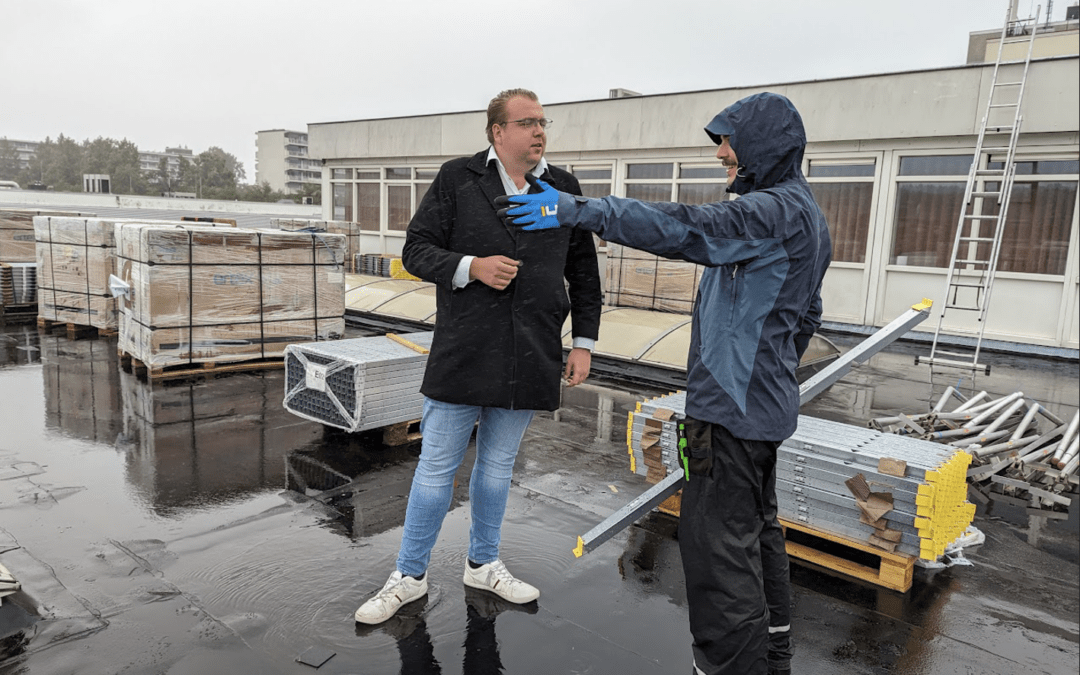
[919,5,1041,375]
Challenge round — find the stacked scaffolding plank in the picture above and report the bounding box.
[283,331,432,433]
[628,390,976,562]
[115,222,346,377]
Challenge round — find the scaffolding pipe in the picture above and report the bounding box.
[932,386,956,413]
[1061,443,1079,475]
[1016,423,1068,464]
[971,433,1039,459]
[951,428,1013,449]
[954,390,990,413]
[925,423,992,440]
[966,392,1024,430]
[1058,435,1080,468]
[1008,401,1042,441]
[1051,411,1079,464]
[983,399,1029,436]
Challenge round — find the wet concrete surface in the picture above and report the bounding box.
[0,323,1077,675]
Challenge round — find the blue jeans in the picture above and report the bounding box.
[396,397,535,577]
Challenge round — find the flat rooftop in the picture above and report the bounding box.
[0,323,1076,674]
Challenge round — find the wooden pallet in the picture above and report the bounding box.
[644,494,914,592]
[780,518,915,593]
[382,419,422,446]
[37,317,115,340]
[119,351,284,382]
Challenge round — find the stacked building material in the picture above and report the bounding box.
[114,222,346,370]
[0,262,37,305]
[870,389,1078,511]
[1,209,91,263]
[603,242,701,314]
[272,218,359,272]
[284,331,433,433]
[35,216,238,331]
[356,252,399,277]
[628,390,976,561]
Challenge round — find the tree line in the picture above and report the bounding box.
[0,135,320,204]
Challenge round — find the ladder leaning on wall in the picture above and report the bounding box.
[918,5,1041,376]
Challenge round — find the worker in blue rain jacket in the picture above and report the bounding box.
[496,92,832,675]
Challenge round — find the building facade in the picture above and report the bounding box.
[255,130,321,194]
[308,55,1079,351]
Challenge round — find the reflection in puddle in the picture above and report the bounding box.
[115,370,322,515]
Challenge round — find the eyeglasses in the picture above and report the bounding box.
[502,117,553,129]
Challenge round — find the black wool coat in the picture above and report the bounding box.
[401,150,602,411]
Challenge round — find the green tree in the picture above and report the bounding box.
[195,146,246,200]
[236,180,288,203]
[0,138,20,181]
[111,139,148,195]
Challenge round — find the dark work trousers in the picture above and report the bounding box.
[679,421,790,675]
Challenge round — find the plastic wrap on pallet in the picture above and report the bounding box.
[115,222,346,370]
[283,331,433,432]
[271,218,359,273]
[627,390,977,561]
[603,243,702,313]
[34,216,237,331]
[1,208,92,263]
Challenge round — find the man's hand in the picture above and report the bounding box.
[470,255,520,291]
[494,176,563,231]
[564,348,591,387]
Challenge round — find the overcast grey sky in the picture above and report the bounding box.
[2,0,1067,182]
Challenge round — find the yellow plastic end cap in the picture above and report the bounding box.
[912,298,934,311]
[573,536,584,558]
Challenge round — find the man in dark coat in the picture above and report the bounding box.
[497,92,831,675]
[354,88,602,625]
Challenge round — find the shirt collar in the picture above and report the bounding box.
[486,146,547,196]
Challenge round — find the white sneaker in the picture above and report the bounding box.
[354,570,428,624]
[462,560,539,604]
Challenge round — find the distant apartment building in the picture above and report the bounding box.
[3,139,40,170]
[255,130,321,194]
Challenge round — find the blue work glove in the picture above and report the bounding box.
[494,175,564,231]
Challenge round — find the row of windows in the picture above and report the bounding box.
[328,154,1078,276]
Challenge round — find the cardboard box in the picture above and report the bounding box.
[272,218,357,272]
[115,223,346,369]
[604,248,700,314]
[1,209,90,262]
[35,216,238,330]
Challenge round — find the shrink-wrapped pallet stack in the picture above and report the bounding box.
[34,216,237,332]
[1,209,90,263]
[114,222,346,372]
[284,331,433,432]
[628,390,976,561]
[272,218,359,273]
[604,242,701,314]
